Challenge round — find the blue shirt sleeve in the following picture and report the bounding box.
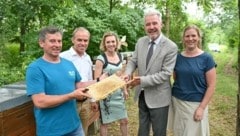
[26,64,45,96]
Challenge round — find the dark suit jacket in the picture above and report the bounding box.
[125,34,178,108]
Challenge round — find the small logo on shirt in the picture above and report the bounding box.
[68,71,75,77]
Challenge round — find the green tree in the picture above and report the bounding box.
[50,0,144,58]
[237,0,240,135]
[1,0,74,53]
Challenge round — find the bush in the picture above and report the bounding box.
[0,43,35,87]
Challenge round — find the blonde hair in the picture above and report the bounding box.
[99,31,121,52]
[182,25,202,49]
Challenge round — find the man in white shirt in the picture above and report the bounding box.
[60,27,93,135]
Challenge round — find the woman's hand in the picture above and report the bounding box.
[194,106,204,122]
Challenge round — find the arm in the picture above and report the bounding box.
[89,59,105,112]
[128,44,178,89]
[124,42,139,78]
[199,67,216,109]
[199,68,216,109]
[76,80,97,88]
[31,87,91,109]
[194,67,216,121]
[94,59,104,79]
[75,59,106,88]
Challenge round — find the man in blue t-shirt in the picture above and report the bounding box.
[26,26,99,136]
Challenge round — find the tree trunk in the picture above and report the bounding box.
[109,0,113,13]
[19,17,25,54]
[165,1,170,37]
[237,0,240,135]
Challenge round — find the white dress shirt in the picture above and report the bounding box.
[60,47,93,82]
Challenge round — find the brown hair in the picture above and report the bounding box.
[39,26,62,41]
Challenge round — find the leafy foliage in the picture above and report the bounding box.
[0,0,237,87]
[49,0,144,59]
[0,44,34,86]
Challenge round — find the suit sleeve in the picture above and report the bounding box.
[141,42,178,87]
[125,43,138,76]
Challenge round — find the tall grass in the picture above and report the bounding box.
[210,47,238,136]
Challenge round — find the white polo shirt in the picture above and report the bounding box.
[60,47,93,82]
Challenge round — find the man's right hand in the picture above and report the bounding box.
[73,88,91,101]
[127,76,140,89]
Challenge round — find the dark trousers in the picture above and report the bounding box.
[138,91,169,136]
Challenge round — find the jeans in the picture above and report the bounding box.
[63,124,85,136]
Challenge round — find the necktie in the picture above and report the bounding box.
[146,41,154,68]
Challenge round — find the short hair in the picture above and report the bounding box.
[99,31,120,52]
[72,27,90,38]
[182,25,202,49]
[39,26,62,41]
[144,8,162,22]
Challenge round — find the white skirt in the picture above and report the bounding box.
[168,96,210,136]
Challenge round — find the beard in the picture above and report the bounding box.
[146,29,160,40]
[148,33,160,41]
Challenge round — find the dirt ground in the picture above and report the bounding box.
[91,92,236,136]
[93,93,173,136]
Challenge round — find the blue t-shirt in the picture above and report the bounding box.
[172,52,216,102]
[26,57,82,136]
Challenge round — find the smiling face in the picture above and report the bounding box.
[104,35,117,52]
[183,28,201,51]
[144,14,162,41]
[72,30,90,56]
[100,32,120,52]
[39,32,62,60]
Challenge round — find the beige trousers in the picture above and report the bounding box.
[77,100,91,136]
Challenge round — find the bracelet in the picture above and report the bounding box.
[96,77,100,82]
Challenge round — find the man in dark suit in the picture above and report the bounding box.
[124,8,178,136]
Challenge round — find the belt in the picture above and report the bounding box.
[77,98,87,102]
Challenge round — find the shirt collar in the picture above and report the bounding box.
[149,33,162,45]
[69,47,87,57]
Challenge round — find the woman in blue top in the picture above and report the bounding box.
[94,31,128,136]
[172,25,216,136]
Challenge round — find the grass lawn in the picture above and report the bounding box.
[209,50,237,136]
